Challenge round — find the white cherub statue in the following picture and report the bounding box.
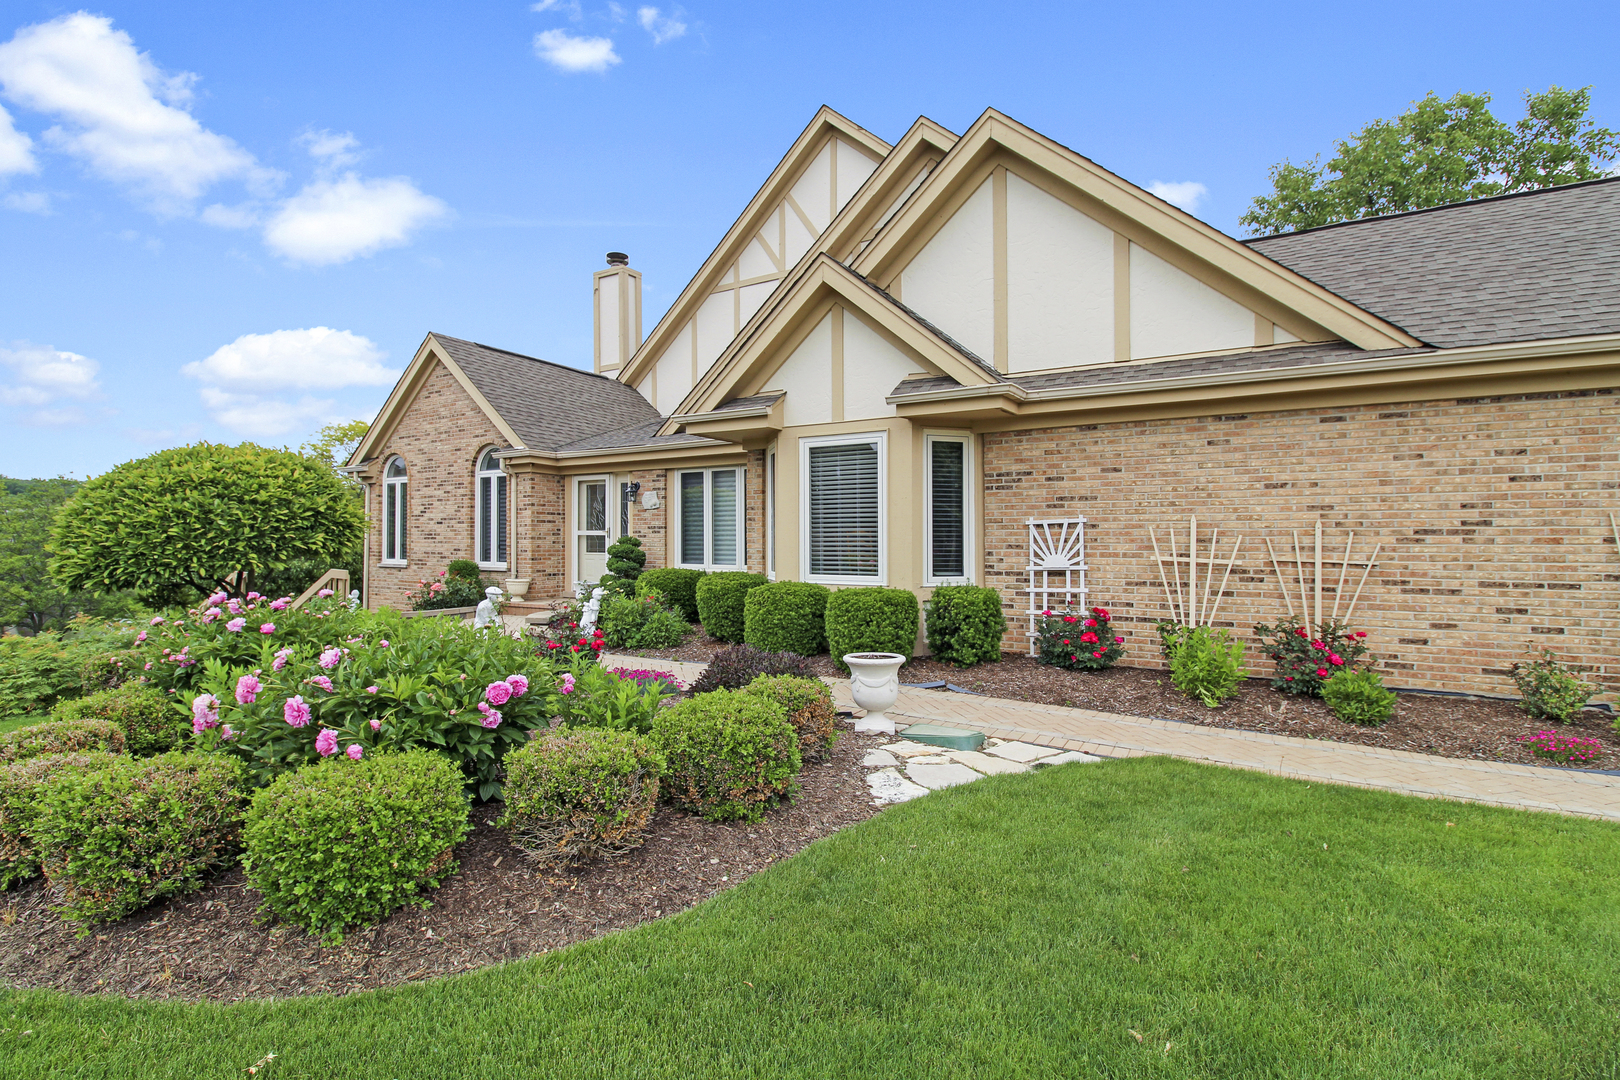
[474,585,505,629]
[579,587,605,636]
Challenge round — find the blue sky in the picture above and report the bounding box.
[0,0,1615,478]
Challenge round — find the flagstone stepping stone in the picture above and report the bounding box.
[982,740,1064,763]
[1031,750,1104,766]
[880,740,943,758]
[861,748,900,768]
[866,767,929,804]
[945,750,1029,775]
[908,754,951,764]
[905,762,983,790]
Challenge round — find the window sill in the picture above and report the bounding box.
[924,576,973,588]
[804,574,886,587]
[379,560,407,569]
[477,563,509,573]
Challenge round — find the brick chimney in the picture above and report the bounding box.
[593,251,642,375]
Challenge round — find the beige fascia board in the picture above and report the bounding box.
[675,396,785,447]
[851,109,1422,352]
[497,440,746,474]
[616,107,892,391]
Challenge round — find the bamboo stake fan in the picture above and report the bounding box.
[1149,516,1244,626]
[1261,518,1381,626]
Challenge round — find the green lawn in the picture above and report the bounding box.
[2,756,1616,1079]
[0,714,39,735]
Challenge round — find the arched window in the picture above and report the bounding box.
[382,457,408,565]
[475,449,508,569]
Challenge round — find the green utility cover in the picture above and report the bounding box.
[900,723,986,751]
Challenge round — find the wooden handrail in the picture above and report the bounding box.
[289,568,351,610]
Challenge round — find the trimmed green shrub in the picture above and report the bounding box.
[243,751,469,943]
[0,717,126,764]
[1508,649,1596,722]
[1,753,119,890]
[602,535,647,595]
[31,751,245,925]
[651,689,801,822]
[447,559,483,583]
[1171,626,1246,708]
[743,674,838,761]
[923,585,1006,667]
[636,568,705,622]
[688,645,815,695]
[1322,668,1397,726]
[743,581,830,656]
[825,587,920,673]
[696,572,768,642]
[599,593,689,650]
[53,683,181,755]
[499,729,663,866]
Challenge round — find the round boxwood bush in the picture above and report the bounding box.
[743,581,830,656]
[1322,668,1397,726]
[499,729,664,866]
[825,587,920,673]
[695,572,768,643]
[53,683,182,756]
[447,559,482,582]
[0,717,126,764]
[30,751,245,924]
[636,568,705,622]
[243,750,470,943]
[0,752,119,890]
[651,689,801,822]
[923,585,1006,667]
[743,674,838,761]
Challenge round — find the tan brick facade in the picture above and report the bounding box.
[982,388,1620,700]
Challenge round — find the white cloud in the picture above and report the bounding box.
[3,190,48,213]
[0,341,101,418]
[0,102,34,174]
[182,327,396,391]
[197,386,340,439]
[1147,180,1208,213]
[0,13,271,213]
[534,29,620,73]
[262,173,447,264]
[298,128,361,170]
[199,201,258,228]
[637,6,687,44]
[531,0,583,14]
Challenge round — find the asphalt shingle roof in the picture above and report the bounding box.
[554,417,717,453]
[1247,178,1620,349]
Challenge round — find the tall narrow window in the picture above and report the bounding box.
[765,447,777,579]
[475,449,508,569]
[925,434,971,583]
[803,434,883,583]
[680,472,705,565]
[382,456,408,565]
[677,467,745,569]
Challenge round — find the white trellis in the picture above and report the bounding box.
[1026,517,1088,654]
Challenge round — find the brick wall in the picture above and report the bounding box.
[626,469,668,570]
[982,388,1620,699]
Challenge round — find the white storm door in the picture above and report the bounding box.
[575,476,610,587]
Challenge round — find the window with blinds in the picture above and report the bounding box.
[383,457,407,564]
[678,468,742,568]
[680,471,705,564]
[808,440,880,578]
[476,449,507,567]
[928,438,966,580]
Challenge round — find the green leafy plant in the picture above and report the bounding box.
[0,618,140,717]
[1034,606,1126,672]
[651,689,801,823]
[695,572,768,643]
[923,586,1006,667]
[1170,626,1246,707]
[742,674,838,761]
[598,592,689,650]
[1254,616,1373,696]
[1,753,119,890]
[1154,620,1191,663]
[30,751,245,926]
[825,587,920,673]
[404,570,487,611]
[0,717,126,764]
[243,751,469,943]
[635,568,705,622]
[1321,668,1397,726]
[551,659,677,734]
[687,644,814,695]
[446,560,483,583]
[1508,650,1596,722]
[743,581,830,656]
[498,729,663,866]
[53,683,181,755]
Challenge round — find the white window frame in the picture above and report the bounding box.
[572,474,612,588]
[675,466,746,571]
[800,430,887,587]
[474,449,509,572]
[381,456,408,567]
[923,432,974,586]
[765,444,777,580]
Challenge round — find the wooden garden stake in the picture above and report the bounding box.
[1313,519,1323,627]
[1265,537,1295,618]
[1187,516,1199,626]
[1206,537,1244,626]
[1332,533,1355,620]
[1150,526,1179,624]
[1344,543,1382,622]
[1292,530,1308,625]
[1200,527,1220,627]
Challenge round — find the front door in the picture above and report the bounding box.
[576,477,610,589]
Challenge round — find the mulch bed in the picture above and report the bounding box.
[0,729,888,1003]
[625,633,1620,771]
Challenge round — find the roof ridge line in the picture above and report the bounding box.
[430,332,625,384]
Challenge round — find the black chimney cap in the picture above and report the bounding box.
[605,251,629,267]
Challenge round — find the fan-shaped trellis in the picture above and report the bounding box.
[1026,517,1088,654]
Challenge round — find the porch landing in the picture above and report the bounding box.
[599,654,1620,822]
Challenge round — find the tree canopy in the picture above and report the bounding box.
[48,443,367,601]
[1240,86,1620,236]
[0,476,143,632]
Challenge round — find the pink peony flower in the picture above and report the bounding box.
[560,673,576,695]
[226,617,247,633]
[144,661,153,670]
[481,710,501,729]
[369,717,381,730]
[284,696,311,728]
[136,630,148,643]
[235,674,261,704]
[150,616,165,626]
[319,648,342,669]
[318,588,334,598]
[378,639,390,648]
[207,591,228,607]
[226,600,242,614]
[507,674,529,697]
[485,680,513,706]
[365,685,379,694]
[270,597,290,611]
[346,743,363,760]
[221,725,236,741]
[191,693,219,730]
[260,623,276,634]
[307,675,334,693]
[315,728,338,756]
[247,592,262,600]
[272,647,294,672]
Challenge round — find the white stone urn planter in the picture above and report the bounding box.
[844,652,906,735]
[503,577,531,600]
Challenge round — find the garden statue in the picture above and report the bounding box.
[579,587,605,636]
[474,585,505,629]
[347,589,361,610]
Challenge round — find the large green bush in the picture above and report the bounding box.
[636,568,705,622]
[695,572,768,643]
[499,729,663,866]
[0,752,119,890]
[743,674,838,761]
[53,683,181,756]
[30,751,245,925]
[651,689,801,823]
[825,588,920,673]
[743,581,830,656]
[1322,668,1397,726]
[599,593,689,650]
[1171,627,1247,708]
[0,619,139,717]
[0,717,126,764]
[243,751,468,942]
[923,586,1006,667]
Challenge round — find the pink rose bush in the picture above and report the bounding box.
[1255,616,1374,697]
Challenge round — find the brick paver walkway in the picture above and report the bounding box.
[602,654,1620,822]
